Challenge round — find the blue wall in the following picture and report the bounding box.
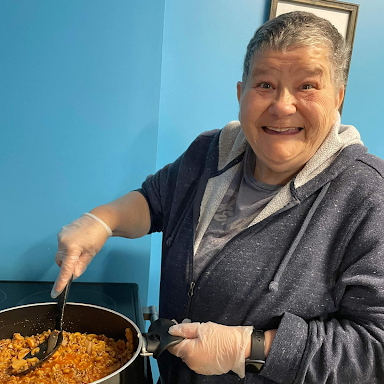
[342,0,384,149]
[0,0,165,305]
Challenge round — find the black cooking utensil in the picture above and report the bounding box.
[14,276,73,375]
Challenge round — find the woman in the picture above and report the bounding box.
[51,12,384,384]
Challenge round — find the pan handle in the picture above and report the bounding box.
[141,318,184,359]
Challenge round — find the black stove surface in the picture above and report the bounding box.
[0,281,145,333]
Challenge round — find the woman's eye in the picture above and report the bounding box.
[258,82,272,89]
[301,84,314,90]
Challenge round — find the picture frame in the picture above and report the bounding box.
[270,0,359,113]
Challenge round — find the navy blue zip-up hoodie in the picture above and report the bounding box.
[139,116,384,384]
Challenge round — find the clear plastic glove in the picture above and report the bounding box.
[51,213,112,298]
[168,321,253,378]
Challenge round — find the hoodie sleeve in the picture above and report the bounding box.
[259,196,384,384]
[137,159,181,234]
[136,129,220,234]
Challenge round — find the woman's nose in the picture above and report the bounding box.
[269,89,296,118]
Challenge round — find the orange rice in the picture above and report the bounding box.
[0,328,134,384]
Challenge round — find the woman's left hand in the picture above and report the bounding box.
[168,321,253,378]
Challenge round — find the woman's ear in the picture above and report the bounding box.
[336,87,345,110]
[237,81,243,103]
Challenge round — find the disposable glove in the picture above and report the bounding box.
[51,213,112,298]
[168,321,253,378]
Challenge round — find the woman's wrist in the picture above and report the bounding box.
[89,205,120,234]
[264,329,277,357]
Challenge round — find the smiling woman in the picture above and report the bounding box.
[236,11,348,185]
[49,10,384,384]
[237,45,344,185]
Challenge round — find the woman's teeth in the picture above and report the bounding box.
[264,126,301,132]
[262,126,303,134]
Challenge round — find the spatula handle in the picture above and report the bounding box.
[55,275,73,331]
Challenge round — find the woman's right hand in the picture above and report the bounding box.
[51,213,112,298]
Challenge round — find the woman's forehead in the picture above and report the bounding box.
[251,46,332,78]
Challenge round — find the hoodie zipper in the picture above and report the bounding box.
[186,153,248,317]
[185,198,300,318]
[188,281,195,297]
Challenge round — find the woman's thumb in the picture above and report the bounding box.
[169,322,201,339]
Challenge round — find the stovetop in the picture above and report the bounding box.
[0,281,145,332]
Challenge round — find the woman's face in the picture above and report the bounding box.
[237,45,344,185]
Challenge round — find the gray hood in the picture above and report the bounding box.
[194,112,364,254]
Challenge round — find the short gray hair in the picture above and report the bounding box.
[242,11,350,89]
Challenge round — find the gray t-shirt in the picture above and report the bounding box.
[194,146,283,276]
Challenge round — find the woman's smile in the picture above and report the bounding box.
[262,126,303,135]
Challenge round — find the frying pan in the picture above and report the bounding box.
[0,302,182,384]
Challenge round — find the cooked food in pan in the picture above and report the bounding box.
[0,328,134,384]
